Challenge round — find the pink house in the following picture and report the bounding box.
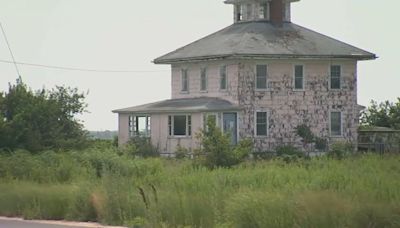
[113,0,375,154]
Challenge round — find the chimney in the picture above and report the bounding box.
[270,0,285,26]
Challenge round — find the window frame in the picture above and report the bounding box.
[259,2,270,20]
[329,65,342,90]
[129,115,151,138]
[220,65,228,91]
[255,64,268,90]
[255,110,269,137]
[329,111,343,137]
[200,67,208,92]
[293,64,305,91]
[181,69,189,93]
[168,114,192,138]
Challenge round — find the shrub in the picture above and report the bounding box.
[175,145,189,159]
[315,137,328,151]
[127,137,159,158]
[328,141,354,159]
[276,145,304,162]
[196,118,251,168]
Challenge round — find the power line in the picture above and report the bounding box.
[0,59,168,73]
[0,22,21,76]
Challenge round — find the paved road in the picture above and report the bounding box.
[0,219,92,228]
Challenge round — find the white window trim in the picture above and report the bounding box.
[293,64,305,91]
[129,115,151,138]
[329,111,343,137]
[254,109,269,137]
[255,64,270,91]
[168,114,192,138]
[329,64,342,90]
[200,67,208,92]
[181,69,189,94]
[220,65,228,91]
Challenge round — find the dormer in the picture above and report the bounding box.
[224,0,300,24]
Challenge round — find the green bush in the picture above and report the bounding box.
[175,145,190,159]
[196,118,252,168]
[276,145,304,162]
[328,141,354,159]
[127,137,159,158]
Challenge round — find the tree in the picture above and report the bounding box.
[361,98,400,130]
[0,77,88,152]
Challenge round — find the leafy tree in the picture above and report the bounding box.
[0,77,88,152]
[361,98,400,129]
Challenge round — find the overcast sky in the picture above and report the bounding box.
[0,0,399,131]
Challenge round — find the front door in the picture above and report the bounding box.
[223,113,237,145]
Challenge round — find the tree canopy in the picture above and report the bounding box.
[361,98,400,130]
[0,77,88,152]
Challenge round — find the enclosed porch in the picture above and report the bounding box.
[112,97,242,154]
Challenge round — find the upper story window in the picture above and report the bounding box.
[181,69,189,92]
[294,65,304,90]
[330,111,342,136]
[259,2,269,19]
[330,65,341,89]
[220,65,227,90]
[200,67,207,91]
[129,115,151,137]
[256,64,268,89]
[168,115,191,137]
[256,111,268,136]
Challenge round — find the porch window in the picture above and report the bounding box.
[203,113,218,131]
[256,65,268,89]
[330,111,342,136]
[181,69,189,92]
[256,111,268,136]
[220,66,227,90]
[330,65,341,89]
[200,67,207,91]
[168,115,192,137]
[294,65,304,90]
[129,115,151,137]
[259,2,269,19]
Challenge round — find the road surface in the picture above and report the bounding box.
[0,217,125,228]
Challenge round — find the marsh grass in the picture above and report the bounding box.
[0,151,399,227]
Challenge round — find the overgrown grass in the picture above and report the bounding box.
[0,150,400,227]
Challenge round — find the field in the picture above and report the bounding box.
[0,148,399,227]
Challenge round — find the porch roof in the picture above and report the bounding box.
[112,97,241,114]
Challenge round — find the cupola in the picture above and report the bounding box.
[224,0,300,24]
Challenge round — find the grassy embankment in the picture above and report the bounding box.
[0,148,399,227]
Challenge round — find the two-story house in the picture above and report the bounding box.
[113,0,376,153]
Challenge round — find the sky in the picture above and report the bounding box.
[0,0,399,131]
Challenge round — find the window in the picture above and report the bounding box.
[181,69,189,92]
[168,115,192,137]
[129,115,151,137]
[294,65,304,90]
[256,65,267,89]
[259,3,269,19]
[236,4,243,21]
[220,66,227,90]
[330,111,342,136]
[200,67,207,91]
[256,111,268,136]
[203,113,218,131]
[246,4,252,19]
[330,65,341,89]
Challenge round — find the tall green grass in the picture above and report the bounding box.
[0,150,399,227]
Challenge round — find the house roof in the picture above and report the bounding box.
[154,21,376,64]
[359,126,400,133]
[112,97,241,114]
